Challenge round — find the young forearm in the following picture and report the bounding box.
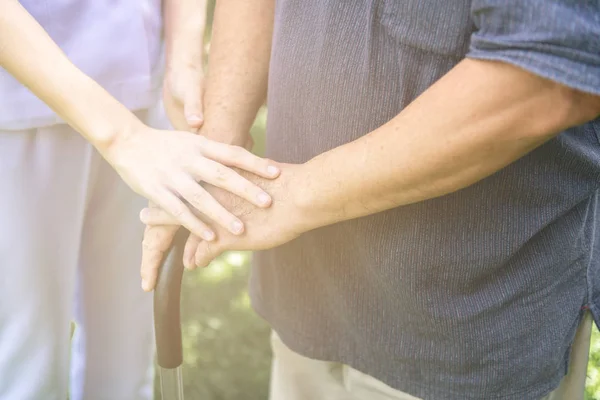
[294,59,600,231]
[164,0,206,68]
[0,0,142,151]
[201,0,275,145]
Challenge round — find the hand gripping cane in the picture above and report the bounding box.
[153,228,188,400]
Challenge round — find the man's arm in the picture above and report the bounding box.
[139,59,600,272]
[138,0,600,282]
[292,0,600,230]
[293,59,600,231]
[138,0,276,290]
[200,0,275,145]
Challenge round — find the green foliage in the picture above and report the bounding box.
[174,253,272,400]
[587,326,600,399]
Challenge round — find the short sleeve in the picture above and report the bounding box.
[467,0,600,96]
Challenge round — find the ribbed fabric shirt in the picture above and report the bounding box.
[250,1,600,399]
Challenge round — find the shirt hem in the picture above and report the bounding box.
[252,299,564,400]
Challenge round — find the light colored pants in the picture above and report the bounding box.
[270,312,593,400]
[0,110,157,400]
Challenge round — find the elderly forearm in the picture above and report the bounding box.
[294,58,600,231]
[201,0,275,144]
[0,0,143,151]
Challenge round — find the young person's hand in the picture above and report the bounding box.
[104,125,280,241]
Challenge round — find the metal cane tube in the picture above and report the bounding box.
[154,228,187,400]
[159,366,184,400]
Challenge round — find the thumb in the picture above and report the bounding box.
[184,78,204,131]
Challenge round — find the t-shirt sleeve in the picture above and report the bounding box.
[467,0,600,96]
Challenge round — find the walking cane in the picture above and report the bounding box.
[154,228,188,400]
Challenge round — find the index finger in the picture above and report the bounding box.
[198,138,281,179]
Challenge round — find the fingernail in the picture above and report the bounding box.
[257,192,271,206]
[267,165,280,177]
[187,114,203,125]
[231,220,244,234]
[141,280,149,291]
[202,230,215,241]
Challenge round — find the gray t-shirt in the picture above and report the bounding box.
[250,1,600,399]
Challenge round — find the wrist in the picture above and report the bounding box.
[285,161,336,233]
[94,114,146,164]
[68,76,145,155]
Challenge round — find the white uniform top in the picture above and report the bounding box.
[0,0,164,130]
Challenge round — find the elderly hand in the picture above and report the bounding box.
[138,163,309,291]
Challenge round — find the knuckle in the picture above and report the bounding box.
[190,190,207,206]
[170,205,186,218]
[213,165,228,182]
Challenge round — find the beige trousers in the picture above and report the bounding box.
[269,312,593,400]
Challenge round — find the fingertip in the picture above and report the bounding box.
[257,192,272,208]
[139,208,149,222]
[186,113,204,128]
[202,230,216,241]
[230,220,244,235]
[141,279,152,292]
[267,165,280,178]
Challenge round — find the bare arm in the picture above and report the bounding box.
[0,0,141,150]
[0,0,279,240]
[140,58,600,272]
[139,0,600,279]
[138,0,276,289]
[292,59,600,231]
[200,0,275,145]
